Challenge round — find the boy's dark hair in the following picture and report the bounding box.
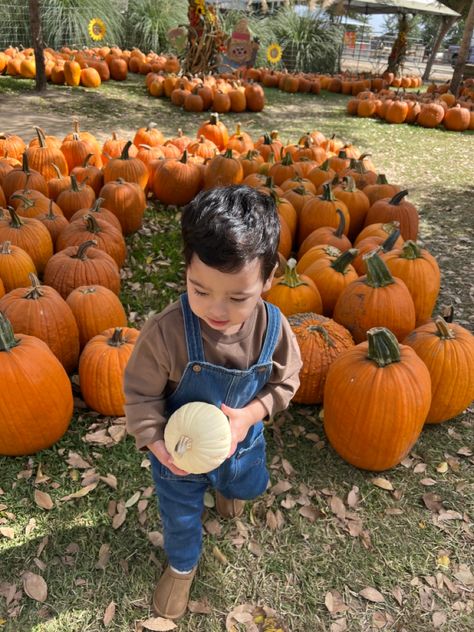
[181,185,280,281]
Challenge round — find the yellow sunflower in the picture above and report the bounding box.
[88,17,106,42]
[266,43,282,64]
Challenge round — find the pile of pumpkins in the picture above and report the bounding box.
[0,44,180,88]
[242,67,422,96]
[0,117,472,475]
[347,86,474,131]
[145,72,265,113]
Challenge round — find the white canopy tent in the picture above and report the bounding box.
[341,0,460,17]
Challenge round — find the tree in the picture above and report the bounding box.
[450,0,474,95]
[29,0,46,92]
[385,13,415,76]
[422,15,457,81]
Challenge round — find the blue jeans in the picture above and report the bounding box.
[150,426,269,571]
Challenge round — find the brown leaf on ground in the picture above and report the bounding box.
[248,541,263,557]
[330,496,346,521]
[96,543,111,570]
[330,618,347,632]
[34,464,50,484]
[112,506,127,529]
[141,617,177,631]
[34,490,54,511]
[324,590,348,614]
[148,531,164,548]
[298,505,322,522]
[413,462,427,473]
[457,446,472,457]
[392,586,404,606]
[0,527,14,539]
[36,535,48,557]
[100,474,118,489]
[60,482,98,502]
[359,586,385,602]
[103,601,116,626]
[204,519,222,536]
[125,491,141,508]
[347,486,360,508]
[371,477,394,491]
[266,509,278,530]
[25,518,36,537]
[188,599,212,614]
[22,572,47,602]
[66,452,92,469]
[281,458,295,477]
[270,480,292,496]
[109,424,127,443]
[420,478,437,486]
[438,509,463,521]
[453,564,474,586]
[432,612,447,628]
[280,495,296,510]
[422,492,443,512]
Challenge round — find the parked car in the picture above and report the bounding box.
[449,34,474,66]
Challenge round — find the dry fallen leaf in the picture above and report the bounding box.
[125,491,141,508]
[420,478,437,486]
[359,586,385,603]
[96,543,111,570]
[188,598,212,614]
[34,489,54,511]
[270,480,292,496]
[371,477,394,491]
[324,590,348,614]
[141,617,177,631]
[330,496,346,520]
[422,492,443,512]
[432,611,447,628]
[112,507,127,529]
[204,519,222,536]
[298,505,321,522]
[23,572,47,602]
[391,586,403,606]
[0,527,14,540]
[212,545,229,566]
[60,482,98,502]
[248,541,263,557]
[148,531,164,548]
[66,452,92,469]
[103,601,116,627]
[436,462,448,473]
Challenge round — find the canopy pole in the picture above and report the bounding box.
[356,3,369,74]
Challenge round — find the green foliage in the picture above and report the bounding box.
[124,0,188,54]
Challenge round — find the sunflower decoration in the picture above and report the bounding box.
[266,43,282,65]
[88,17,106,42]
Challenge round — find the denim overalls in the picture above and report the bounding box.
[149,293,281,571]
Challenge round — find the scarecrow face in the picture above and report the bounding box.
[227,37,253,63]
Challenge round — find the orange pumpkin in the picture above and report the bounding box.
[263,258,322,317]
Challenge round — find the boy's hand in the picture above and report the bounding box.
[221,399,267,458]
[148,439,190,476]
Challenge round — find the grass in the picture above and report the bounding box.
[0,74,473,632]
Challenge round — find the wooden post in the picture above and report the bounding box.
[28,0,46,92]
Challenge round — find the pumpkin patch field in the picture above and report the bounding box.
[0,74,473,632]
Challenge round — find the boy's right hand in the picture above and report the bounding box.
[148,440,190,476]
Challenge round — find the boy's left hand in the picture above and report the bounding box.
[221,399,267,458]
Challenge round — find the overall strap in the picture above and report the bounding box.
[180,293,205,362]
[257,301,281,365]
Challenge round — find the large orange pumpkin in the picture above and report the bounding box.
[288,312,354,404]
[263,258,322,317]
[323,327,431,471]
[79,327,140,416]
[0,312,73,456]
[403,316,474,424]
[364,190,418,241]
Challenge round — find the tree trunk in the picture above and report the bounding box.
[422,16,457,82]
[450,0,474,96]
[29,0,46,92]
[385,14,410,76]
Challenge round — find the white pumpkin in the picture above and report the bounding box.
[164,401,231,474]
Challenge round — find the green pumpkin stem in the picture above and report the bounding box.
[381,227,401,252]
[223,149,234,159]
[364,250,395,287]
[319,159,331,172]
[389,190,409,205]
[434,316,456,340]
[70,174,81,192]
[321,182,336,202]
[367,327,401,367]
[9,194,34,210]
[330,248,357,273]
[73,240,97,260]
[0,312,20,352]
[34,127,47,148]
[120,140,133,160]
[108,327,125,347]
[281,151,294,166]
[376,174,389,184]
[7,206,25,228]
[25,273,44,299]
[180,149,188,164]
[82,153,94,167]
[21,151,31,174]
[400,240,422,259]
[307,324,335,348]
[278,258,309,288]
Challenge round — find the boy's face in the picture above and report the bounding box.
[186,255,275,335]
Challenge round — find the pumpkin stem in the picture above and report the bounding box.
[34,127,47,148]
[0,240,13,255]
[281,151,294,166]
[79,286,97,295]
[319,159,331,172]
[330,248,357,273]
[235,122,242,136]
[381,227,401,252]
[25,273,44,299]
[389,190,409,205]
[180,149,188,164]
[51,162,63,179]
[320,182,336,202]
[21,151,31,174]
[108,327,126,347]
[84,213,101,233]
[82,153,94,167]
[174,435,192,456]
[120,140,133,160]
[334,209,346,238]
[0,312,20,353]
[278,258,309,288]
[9,194,34,210]
[367,327,401,367]
[364,250,395,287]
[7,205,25,228]
[223,149,234,159]
[400,240,422,259]
[146,121,157,131]
[341,175,357,192]
[434,316,456,340]
[73,240,97,260]
[45,199,56,219]
[70,174,81,192]
[209,113,219,126]
[307,324,336,348]
[375,174,389,184]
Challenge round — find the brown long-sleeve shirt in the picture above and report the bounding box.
[124,298,302,450]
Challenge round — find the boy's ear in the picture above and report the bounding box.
[262,262,279,293]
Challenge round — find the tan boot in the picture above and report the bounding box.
[215,491,245,518]
[152,565,196,620]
